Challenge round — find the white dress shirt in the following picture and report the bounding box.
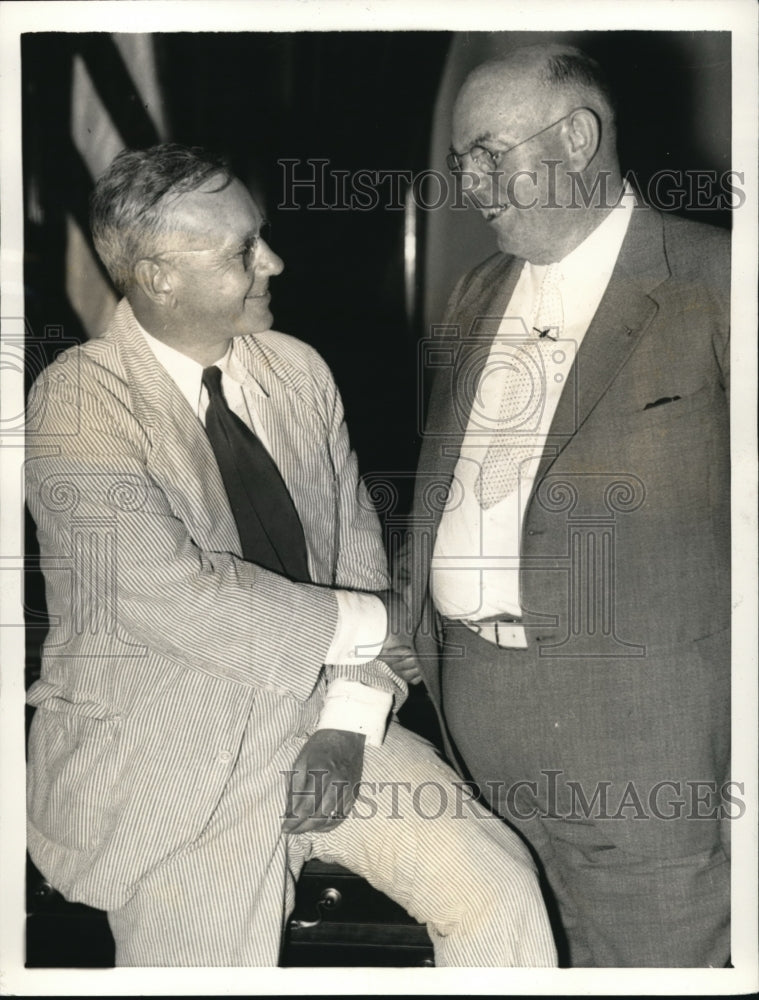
[140,326,392,746]
[431,186,635,642]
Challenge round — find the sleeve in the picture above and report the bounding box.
[714,279,730,398]
[707,227,730,398]
[390,266,476,628]
[25,369,339,703]
[315,677,393,748]
[318,591,396,746]
[308,349,408,713]
[325,589,388,664]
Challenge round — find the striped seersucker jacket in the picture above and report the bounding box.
[25,298,404,910]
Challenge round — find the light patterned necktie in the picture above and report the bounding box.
[475,264,564,509]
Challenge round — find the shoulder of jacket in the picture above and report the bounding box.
[29,317,135,439]
[459,251,514,296]
[34,334,125,394]
[661,212,730,293]
[444,251,515,319]
[237,330,337,403]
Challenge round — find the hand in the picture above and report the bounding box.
[382,646,423,685]
[378,590,423,685]
[282,729,365,835]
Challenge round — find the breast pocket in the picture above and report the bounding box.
[612,384,724,515]
[27,699,121,853]
[627,383,714,428]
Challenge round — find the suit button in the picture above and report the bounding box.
[218,750,232,763]
[33,879,56,900]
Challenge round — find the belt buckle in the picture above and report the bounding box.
[494,619,527,649]
[494,620,515,647]
[455,617,524,649]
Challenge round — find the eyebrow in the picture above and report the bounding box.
[471,132,513,149]
[451,132,508,156]
[231,229,261,256]
[241,220,269,248]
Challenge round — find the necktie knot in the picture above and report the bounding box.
[202,365,224,398]
[543,262,563,286]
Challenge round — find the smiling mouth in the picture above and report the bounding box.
[247,290,270,301]
[484,204,509,222]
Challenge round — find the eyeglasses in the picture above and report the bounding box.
[446,109,585,175]
[156,222,272,269]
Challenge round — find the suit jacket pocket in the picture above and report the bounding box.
[626,383,714,428]
[27,701,121,853]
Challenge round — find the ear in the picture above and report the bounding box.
[564,108,601,169]
[133,257,175,306]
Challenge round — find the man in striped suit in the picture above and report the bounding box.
[25,144,557,967]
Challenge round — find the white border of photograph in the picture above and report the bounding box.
[1,1,757,995]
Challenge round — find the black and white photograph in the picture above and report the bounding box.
[1,0,757,994]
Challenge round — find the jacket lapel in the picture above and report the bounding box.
[420,206,672,564]
[108,301,242,555]
[532,205,671,486]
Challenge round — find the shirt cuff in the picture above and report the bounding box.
[315,678,393,747]
[324,590,387,664]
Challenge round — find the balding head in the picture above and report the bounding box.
[458,45,616,143]
[451,44,623,263]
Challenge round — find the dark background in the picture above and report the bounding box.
[21,29,732,968]
[22,31,453,488]
[22,30,732,491]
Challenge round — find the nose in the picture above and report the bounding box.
[256,239,284,277]
[457,168,491,211]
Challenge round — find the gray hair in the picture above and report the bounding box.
[541,48,617,123]
[89,143,233,294]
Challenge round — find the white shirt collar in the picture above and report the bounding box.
[527,180,636,287]
[137,325,267,416]
[557,180,635,283]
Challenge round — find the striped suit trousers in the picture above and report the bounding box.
[108,710,557,967]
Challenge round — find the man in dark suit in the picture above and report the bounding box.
[400,44,730,966]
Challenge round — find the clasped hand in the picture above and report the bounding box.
[378,590,422,685]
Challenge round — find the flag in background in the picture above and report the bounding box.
[66,33,168,339]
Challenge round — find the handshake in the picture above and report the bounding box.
[377,590,422,685]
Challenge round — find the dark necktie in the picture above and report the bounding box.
[202,365,311,582]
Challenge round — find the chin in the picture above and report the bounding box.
[493,219,535,261]
[494,229,522,258]
[243,305,273,335]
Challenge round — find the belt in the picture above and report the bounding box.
[448,617,528,650]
